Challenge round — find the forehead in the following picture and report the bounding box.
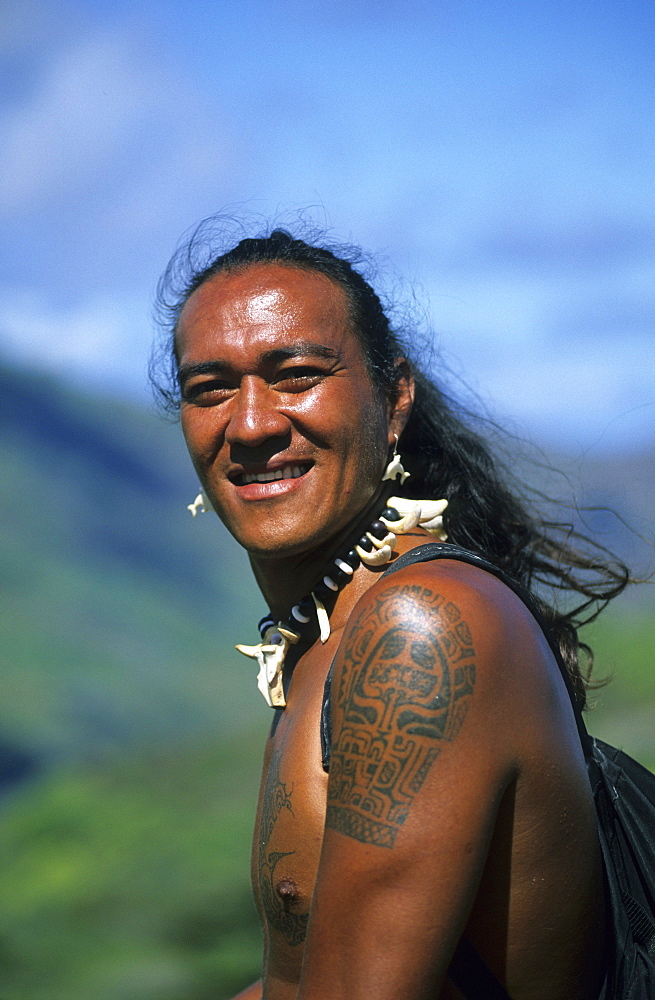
[176,263,358,360]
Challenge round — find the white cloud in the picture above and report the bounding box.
[0,25,235,219]
[0,32,154,213]
[416,265,655,451]
[0,0,66,55]
[476,340,655,452]
[0,288,151,398]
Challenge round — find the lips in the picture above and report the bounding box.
[230,462,313,487]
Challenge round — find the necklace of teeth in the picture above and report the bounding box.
[235,496,448,708]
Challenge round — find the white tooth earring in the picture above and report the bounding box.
[187,490,210,517]
[381,434,410,485]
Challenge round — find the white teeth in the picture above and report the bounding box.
[241,465,308,485]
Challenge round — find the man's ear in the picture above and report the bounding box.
[387,358,415,443]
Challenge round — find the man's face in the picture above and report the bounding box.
[177,263,394,559]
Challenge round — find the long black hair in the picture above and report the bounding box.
[151,219,632,708]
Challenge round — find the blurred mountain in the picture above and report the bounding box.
[0,359,266,772]
[530,446,655,584]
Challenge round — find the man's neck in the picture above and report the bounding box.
[248,487,392,619]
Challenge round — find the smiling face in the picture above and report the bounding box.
[177,263,409,559]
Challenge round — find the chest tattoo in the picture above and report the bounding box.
[258,746,309,946]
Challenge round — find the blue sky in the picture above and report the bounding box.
[1,0,653,453]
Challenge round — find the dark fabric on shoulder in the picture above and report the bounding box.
[320,665,333,773]
[587,738,655,998]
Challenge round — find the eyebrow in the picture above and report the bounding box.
[177,343,340,385]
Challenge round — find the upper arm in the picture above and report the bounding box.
[326,576,481,848]
[299,566,523,999]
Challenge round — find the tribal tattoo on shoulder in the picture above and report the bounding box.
[326,583,476,848]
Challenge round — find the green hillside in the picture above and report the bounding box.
[0,361,652,998]
[1,362,267,758]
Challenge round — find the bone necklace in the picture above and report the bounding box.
[235,496,448,707]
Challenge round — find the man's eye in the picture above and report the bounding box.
[273,367,325,391]
[182,380,232,404]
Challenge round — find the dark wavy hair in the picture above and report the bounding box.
[151,220,632,708]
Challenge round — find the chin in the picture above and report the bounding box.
[238,517,344,562]
[242,533,320,561]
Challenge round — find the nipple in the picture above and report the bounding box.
[275,878,301,912]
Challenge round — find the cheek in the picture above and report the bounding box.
[180,409,199,456]
[180,409,219,466]
[342,397,389,480]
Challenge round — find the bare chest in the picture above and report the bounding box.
[251,652,331,983]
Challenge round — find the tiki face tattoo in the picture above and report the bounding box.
[326,583,476,848]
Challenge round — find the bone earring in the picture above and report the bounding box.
[187,490,210,517]
[381,434,410,485]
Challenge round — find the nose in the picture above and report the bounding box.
[224,377,291,447]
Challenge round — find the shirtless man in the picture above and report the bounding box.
[156,227,621,999]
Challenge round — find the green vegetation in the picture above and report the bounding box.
[582,601,655,771]
[0,361,652,997]
[0,736,264,1000]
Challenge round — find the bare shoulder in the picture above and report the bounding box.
[338,556,481,731]
[329,553,576,788]
[338,553,558,702]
